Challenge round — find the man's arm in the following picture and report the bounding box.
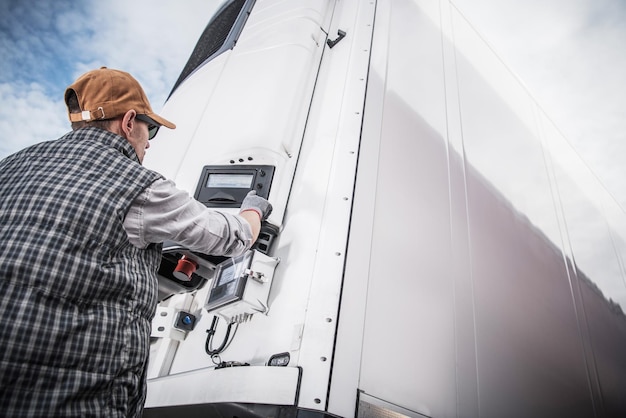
[238,211,261,242]
[124,179,271,256]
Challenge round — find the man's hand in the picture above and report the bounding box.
[239,190,272,221]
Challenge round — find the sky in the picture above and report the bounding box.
[0,0,223,158]
[0,0,624,210]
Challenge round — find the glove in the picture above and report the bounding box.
[240,190,273,221]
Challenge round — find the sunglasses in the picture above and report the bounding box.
[136,114,160,140]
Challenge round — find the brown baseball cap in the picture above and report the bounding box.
[64,67,175,129]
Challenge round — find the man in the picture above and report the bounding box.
[0,67,272,417]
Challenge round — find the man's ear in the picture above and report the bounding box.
[120,109,137,138]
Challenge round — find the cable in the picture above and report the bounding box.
[205,316,235,356]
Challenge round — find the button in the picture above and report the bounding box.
[173,256,198,281]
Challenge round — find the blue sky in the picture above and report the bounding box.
[0,0,222,158]
[1,0,625,209]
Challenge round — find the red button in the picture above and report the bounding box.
[173,256,199,281]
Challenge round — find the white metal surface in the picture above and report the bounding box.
[151,307,187,341]
[333,0,626,417]
[145,366,300,407]
[290,0,377,410]
[145,0,343,409]
[143,0,626,416]
[144,0,335,228]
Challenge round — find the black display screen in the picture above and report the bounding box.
[194,165,275,208]
[207,173,254,189]
[205,251,253,312]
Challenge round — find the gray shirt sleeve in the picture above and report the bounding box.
[123,178,253,256]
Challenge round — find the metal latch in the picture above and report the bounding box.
[244,268,266,283]
[327,29,347,48]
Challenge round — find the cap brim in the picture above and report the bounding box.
[144,113,176,129]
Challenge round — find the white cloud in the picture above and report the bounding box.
[66,0,225,108]
[0,82,68,157]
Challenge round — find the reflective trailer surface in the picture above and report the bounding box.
[350,0,626,416]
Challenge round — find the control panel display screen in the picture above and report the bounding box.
[207,173,254,189]
[205,251,253,312]
[217,263,237,285]
[194,165,275,208]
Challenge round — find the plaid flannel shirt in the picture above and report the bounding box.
[0,127,162,417]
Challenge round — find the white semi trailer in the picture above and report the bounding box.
[142,1,626,417]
